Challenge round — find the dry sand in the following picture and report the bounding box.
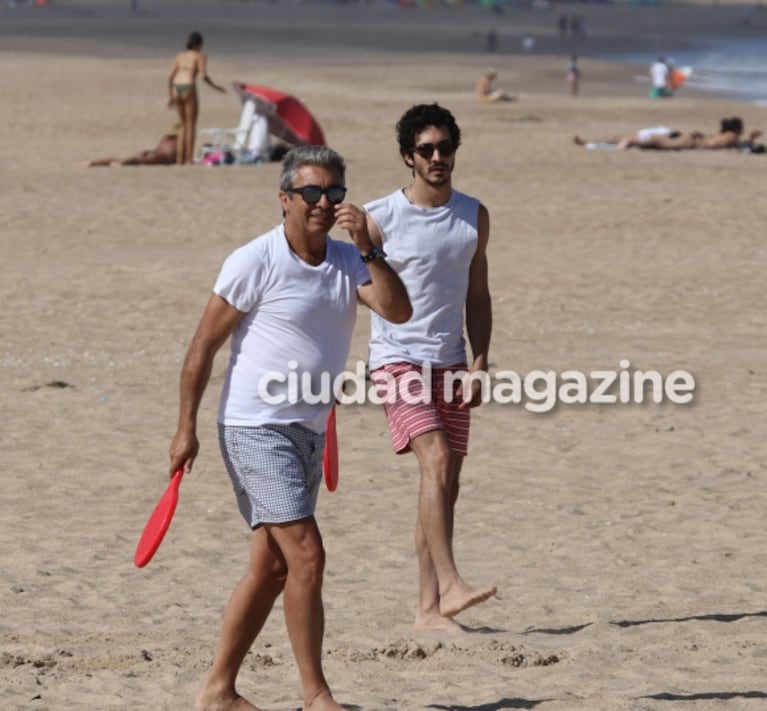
[2,1,766,710]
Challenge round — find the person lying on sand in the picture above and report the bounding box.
[574,117,764,152]
[574,125,680,149]
[79,129,178,167]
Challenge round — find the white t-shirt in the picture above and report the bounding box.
[650,60,669,89]
[364,189,480,370]
[214,225,370,433]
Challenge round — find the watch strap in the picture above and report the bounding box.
[361,245,387,263]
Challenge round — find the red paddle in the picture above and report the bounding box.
[323,406,339,492]
[134,468,185,568]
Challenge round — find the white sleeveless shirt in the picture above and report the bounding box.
[364,188,480,369]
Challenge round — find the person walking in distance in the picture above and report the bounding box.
[567,53,580,96]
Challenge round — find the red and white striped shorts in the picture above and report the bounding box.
[370,361,470,456]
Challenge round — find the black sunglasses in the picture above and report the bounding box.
[413,140,455,159]
[286,185,347,205]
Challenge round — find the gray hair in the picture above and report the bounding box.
[279,145,346,192]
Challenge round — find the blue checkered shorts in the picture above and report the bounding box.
[218,423,325,529]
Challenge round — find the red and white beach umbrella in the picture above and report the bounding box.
[232,82,326,146]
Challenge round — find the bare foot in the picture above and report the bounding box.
[304,689,345,711]
[195,689,262,711]
[414,610,466,634]
[573,135,587,146]
[439,583,497,619]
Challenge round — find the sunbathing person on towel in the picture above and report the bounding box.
[79,129,178,167]
[574,117,763,152]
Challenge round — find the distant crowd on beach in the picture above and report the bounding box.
[79,16,764,170]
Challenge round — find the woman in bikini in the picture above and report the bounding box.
[168,31,226,165]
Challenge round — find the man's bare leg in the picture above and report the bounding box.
[414,520,464,633]
[267,518,344,711]
[414,452,463,632]
[410,431,496,621]
[195,528,286,711]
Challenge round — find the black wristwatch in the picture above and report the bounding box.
[360,245,387,263]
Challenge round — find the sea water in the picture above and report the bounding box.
[667,37,767,105]
[619,37,767,105]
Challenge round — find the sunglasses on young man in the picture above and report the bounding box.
[286,185,347,205]
[413,140,455,159]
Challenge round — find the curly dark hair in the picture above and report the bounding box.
[396,103,461,160]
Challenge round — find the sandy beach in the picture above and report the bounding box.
[2,1,766,710]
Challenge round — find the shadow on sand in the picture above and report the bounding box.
[428,698,552,710]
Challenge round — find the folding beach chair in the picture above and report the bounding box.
[196,98,257,162]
